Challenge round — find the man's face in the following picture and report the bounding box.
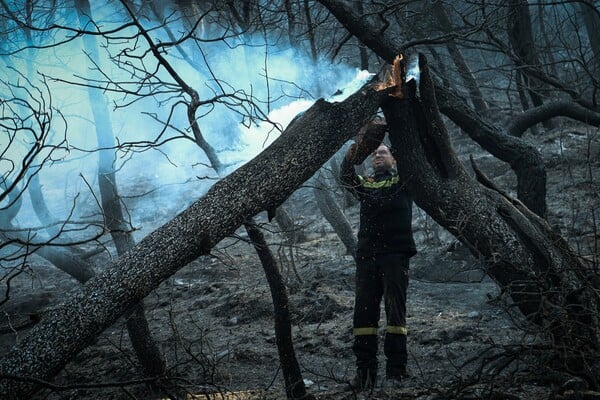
[371,145,396,172]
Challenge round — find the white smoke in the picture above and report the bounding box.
[0,2,374,238]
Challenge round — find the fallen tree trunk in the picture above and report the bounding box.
[0,83,391,399]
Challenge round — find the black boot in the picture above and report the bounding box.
[384,364,410,388]
[350,368,377,392]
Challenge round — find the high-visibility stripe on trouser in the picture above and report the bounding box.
[353,327,378,336]
[384,325,408,370]
[386,325,407,335]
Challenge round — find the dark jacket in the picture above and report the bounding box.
[341,158,416,259]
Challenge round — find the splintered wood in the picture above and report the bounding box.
[375,54,405,98]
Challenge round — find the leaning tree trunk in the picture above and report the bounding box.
[313,172,357,257]
[434,88,547,218]
[382,54,599,383]
[0,82,391,399]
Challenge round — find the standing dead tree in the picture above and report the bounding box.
[383,54,599,383]
[318,0,599,388]
[244,218,313,400]
[505,0,555,131]
[74,0,166,379]
[0,82,392,399]
[313,170,357,257]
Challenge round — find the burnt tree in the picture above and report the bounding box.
[382,53,599,385]
[0,82,392,399]
[313,171,357,257]
[244,219,313,400]
[318,0,549,218]
[319,0,599,385]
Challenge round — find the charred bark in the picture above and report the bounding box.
[97,170,165,378]
[0,83,390,399]
[317,0,548,218]
[75,0,166,379]
[435,88,547,218]
[506,0,555,131]
[244,219,313,400]
[507,99,600,137]
[382,53,599,384]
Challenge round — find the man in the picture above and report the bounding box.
[340,142,416,391]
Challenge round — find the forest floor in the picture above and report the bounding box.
[1,122,599,400]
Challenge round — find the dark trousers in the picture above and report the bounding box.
[352,253,409,373]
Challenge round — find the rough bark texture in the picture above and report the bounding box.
[97,166,166,378]
[382,53,599,384]
[0,83,390,399]
[435,88,547,217]
[244,219,313,400]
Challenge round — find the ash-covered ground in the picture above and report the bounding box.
[1,123,598,399]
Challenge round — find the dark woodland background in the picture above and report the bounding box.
[0,1,599,399]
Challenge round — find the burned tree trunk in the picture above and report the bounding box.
[435,88,547,218]
[275,205,307,245]
[506,0,555,131]
[75,0,165,379]
[317,0,548,218]
[244,219,313,400]
[381,54,599,383]
[329,156,358,208]
[0,83,390,399]
[313,171,357,257]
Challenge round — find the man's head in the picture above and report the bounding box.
[371,144,396,174]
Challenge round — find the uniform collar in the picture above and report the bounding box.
[371,168,396,181]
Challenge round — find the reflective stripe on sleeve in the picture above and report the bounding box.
[360,175,400,189]
[386,325,407,335]
[353,327,378,336]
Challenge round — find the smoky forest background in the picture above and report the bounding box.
[0,1,599,399]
